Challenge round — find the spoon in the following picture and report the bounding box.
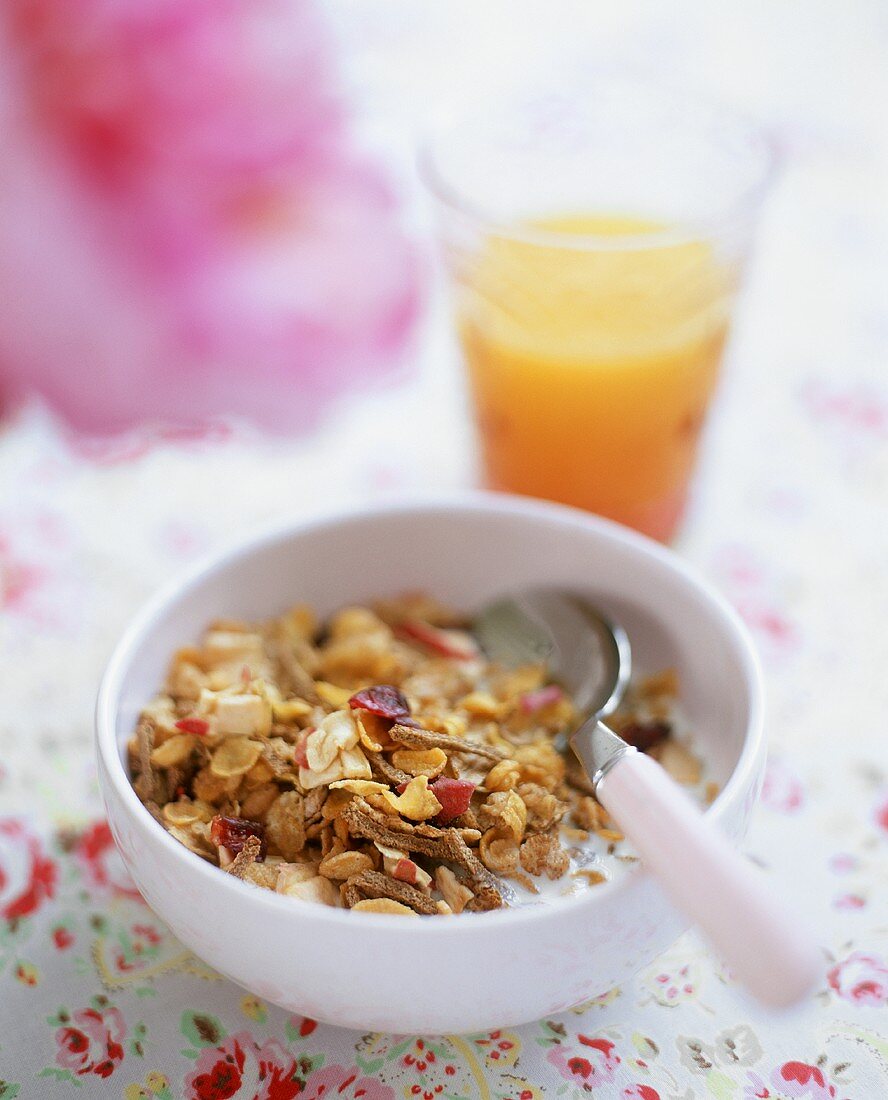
[476,588,821,1009]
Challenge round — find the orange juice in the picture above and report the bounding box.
[457,215,733,541]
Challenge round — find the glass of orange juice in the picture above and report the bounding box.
[421,79,774,541]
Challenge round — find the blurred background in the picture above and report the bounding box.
[1,0,887,819]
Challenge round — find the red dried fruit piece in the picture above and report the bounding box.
[393,858,419,885]
[621,720,671,753]
[519,684,564,714]
[174,717,209,736]
[395,620,480,660]
[209,816,267,860]
[348,685,411,721]
[293,729,313,770]
[430,777,475,824]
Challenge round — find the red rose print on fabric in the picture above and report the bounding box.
[185,1032,302,1100]
[761,758,805,814]
[832,893,865,910]
[547,1035,621,1089]
[873,790,888,834]
[73,820,142,900]
[300,1064,395,1100]
[802,380,888,440]
[827,952,888,1007]
[0,540,46,614]
[53,1004,126,1080]
[770,1060,840,1099]
[52,926,74,950]
[0,819,57,924]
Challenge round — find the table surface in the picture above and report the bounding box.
[2,3,888,1097]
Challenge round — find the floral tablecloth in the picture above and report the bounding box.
[3,2,888,1097]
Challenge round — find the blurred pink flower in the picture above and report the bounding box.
[0,0,420,433]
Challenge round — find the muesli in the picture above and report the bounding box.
[129,595,706,915]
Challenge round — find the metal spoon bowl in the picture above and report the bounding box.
[476,588,630,720]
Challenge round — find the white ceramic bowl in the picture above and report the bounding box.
[96,495,765,1033]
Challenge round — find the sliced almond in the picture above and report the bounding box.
[390,747,447,780]
[162,800,206,827]
[150,734,197,768]
[210,737,263,778]
[382,775,442,821]
[314,681,353,710]
[318,850,374,880]
[350,898,418,916]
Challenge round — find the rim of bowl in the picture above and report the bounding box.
[96,492,765,932]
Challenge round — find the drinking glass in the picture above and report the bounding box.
[421,78,774,541]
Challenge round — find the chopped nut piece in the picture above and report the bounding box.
[277,874,340,906]
[435,866,474,914]
[275,862,320,893]
[213,693,272,738]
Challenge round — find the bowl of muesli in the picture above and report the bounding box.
[96,494,764,1033]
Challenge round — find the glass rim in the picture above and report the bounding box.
[417,81,778,251]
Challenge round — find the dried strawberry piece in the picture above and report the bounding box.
[395,620,480,660]
[621,720,671,753]
[519,684,564,714]
[348,685,411,721]
[209,816,267,860]
[430,777,475,824]
[174,717,209,736]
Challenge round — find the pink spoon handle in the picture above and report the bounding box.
[592,748,821,1007]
